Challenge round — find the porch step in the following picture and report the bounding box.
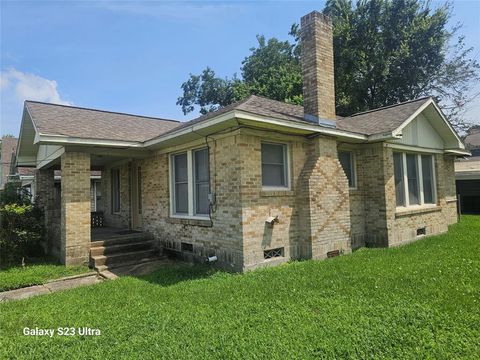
[91,249,158,268]
[91,233,154,248]
[90,240,155,256]
[90,230,161,271]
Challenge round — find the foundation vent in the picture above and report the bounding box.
[416,227,426,236]
[264,247,284,259]
[327,250,340,258]
[181,242,193,253]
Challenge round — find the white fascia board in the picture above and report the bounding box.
[384,142,445,154]
[143,110,241,147]
[234,110,368,140]
[36,134,143,148]
[445,149,471,156]
[144,110,368,148]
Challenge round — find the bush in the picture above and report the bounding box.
[0,183,45,267]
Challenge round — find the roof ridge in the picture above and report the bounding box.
[247,94,304,108]
[348,97,432,117]
[24,100,180,123]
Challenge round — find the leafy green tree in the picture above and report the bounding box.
[177,0,479,132]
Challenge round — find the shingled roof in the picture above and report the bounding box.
[169,95,432,137]
[337,97,431,135]
[24,95,435,144]
[25,101,180,143]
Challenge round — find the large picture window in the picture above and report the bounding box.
[394,152,436,208]
[170,148,210,218]
[261,142,289,189]
[338,151,356,189]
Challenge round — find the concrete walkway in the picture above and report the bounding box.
[0,272,104,302]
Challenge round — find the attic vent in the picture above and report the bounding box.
[327,250,340,258]
[181,242,193,253]
[264,247,284,259]
[417,227,426,236]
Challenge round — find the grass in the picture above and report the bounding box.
[0,260,89,292]
[1,216,479,359]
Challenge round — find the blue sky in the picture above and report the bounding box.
[1,0,480,137]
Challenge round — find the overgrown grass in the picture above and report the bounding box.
[1,216,479,359]
[0,260,89,291]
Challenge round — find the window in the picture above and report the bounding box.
[181,242,193,253]
[111,169,120,213]
[393,153,405,207]
[194,148,209,215]
[173,153,188,214]
[406,154,419,205]
[170,148,210,218]
[393,152,436,208]
[261,142,289,188]
[338,151,356,188]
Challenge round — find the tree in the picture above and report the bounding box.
[177,35,302,115]
[177,0,479,132]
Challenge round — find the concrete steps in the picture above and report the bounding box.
[90,231,161,271]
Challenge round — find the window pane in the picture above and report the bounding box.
[173,153,188,214]
[175,183,188,213]
[406,154,419,205]
[174,153,188,182]
[194,148,209,215]
[261,143,284,164]
[261,143,287,187]
[422,155,434,204]
[262,164,285,187]
[195,183,209,214]
[393,153,405,206]
[194,149,209,182]
[338,151,353,187]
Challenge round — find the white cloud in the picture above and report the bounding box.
[0,68,72,105]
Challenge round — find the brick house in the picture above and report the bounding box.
[15,11,468,271]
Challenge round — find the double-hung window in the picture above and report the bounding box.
[338,151,356,189]
[171,148,210,217]
[261,142,289,189]
[393,152,436,208]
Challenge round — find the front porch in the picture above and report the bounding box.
[35,149,150,267]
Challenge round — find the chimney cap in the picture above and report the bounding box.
[300,11,332,27]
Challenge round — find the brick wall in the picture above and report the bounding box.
[60,152,91,265]
[301,11,336,122]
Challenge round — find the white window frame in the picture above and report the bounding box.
[394,152,437,210]
[338,151,357,190]
[169,147,210,220]
[261,141,291,191]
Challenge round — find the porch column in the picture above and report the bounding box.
[60,152,91,265]
[35,168,58,255]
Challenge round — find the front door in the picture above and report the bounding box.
[131,163,143,229]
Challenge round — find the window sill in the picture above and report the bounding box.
[167,216,212,227]
[260,190,295,197]
[395,204,441,218]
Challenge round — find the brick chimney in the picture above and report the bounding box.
[301,11,336,127]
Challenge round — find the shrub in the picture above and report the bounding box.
[0,184,45,268]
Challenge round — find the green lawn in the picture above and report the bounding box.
[0,261,89,292]
[1,216,479,359]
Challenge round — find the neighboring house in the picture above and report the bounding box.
[1,136,101,206]
[15,11,468,271]
[0,136,18,189]
[455,128,480,214]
